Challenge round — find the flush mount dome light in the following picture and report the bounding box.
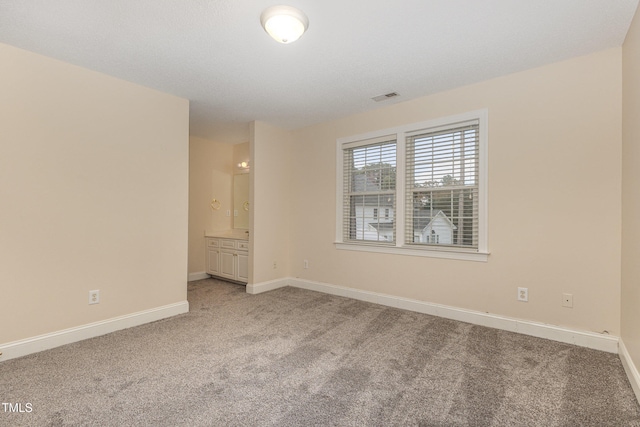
[260,5,309,44]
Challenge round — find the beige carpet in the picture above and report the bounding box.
[1,278,639,426]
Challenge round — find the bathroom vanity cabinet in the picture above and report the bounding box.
[205,235,248,284]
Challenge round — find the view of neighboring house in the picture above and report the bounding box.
[367,210,457,244]
[350,173,457,244]
[349,173,395,241]
[411,210,457,244]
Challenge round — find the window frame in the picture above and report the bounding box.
[335,109,489,262]
[341,136,397,245]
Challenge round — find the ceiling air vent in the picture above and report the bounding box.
[372,92,400,102]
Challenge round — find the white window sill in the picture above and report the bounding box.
[335,242,489,262]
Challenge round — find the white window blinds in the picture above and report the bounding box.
[343,138,397,243]
[405,121,479,249]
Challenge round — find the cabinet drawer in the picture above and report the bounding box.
[207,238,219,248]
[220,239,236,249]
[237,241,249,250]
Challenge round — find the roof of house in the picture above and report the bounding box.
[369,210,457,232]
[413,210,458,232]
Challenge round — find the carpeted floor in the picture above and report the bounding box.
[1,278,639,426]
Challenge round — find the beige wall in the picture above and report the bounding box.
[622,5,640,370]
[0,43,189,344]
[283,48,623,335]
[250,121,292,284]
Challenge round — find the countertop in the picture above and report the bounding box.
[205,230,249,240]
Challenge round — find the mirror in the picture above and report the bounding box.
[233,173,249,229]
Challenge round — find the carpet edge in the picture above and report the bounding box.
[247,278,289,294]
[188,272,209,282]
[620,339,640,404]
[0,300,189,362]
[286,277,619,353]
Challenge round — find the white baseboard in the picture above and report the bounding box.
[287,278,619,353]
[619,339,640,402]
[188,272,209,282]
[246,278,289,294]
[0,301,189,362]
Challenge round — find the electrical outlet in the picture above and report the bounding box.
[89,290,100,305]
[517,287,528,302]
[562,293,573,308]
[304,259,309,269]
[273,261,277,269]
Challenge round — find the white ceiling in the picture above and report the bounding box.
[0,1,638,143]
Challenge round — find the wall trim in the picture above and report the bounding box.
[619,339,640,403]
[246,278,290,294]
[188,271,209,282]
[0,301,189,362]
[285,277,619,353]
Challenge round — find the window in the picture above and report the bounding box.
[336,110,488,262]
[342,136,396,243]
[405,123,479,249]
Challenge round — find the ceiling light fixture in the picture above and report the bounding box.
[260,5,309,44]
